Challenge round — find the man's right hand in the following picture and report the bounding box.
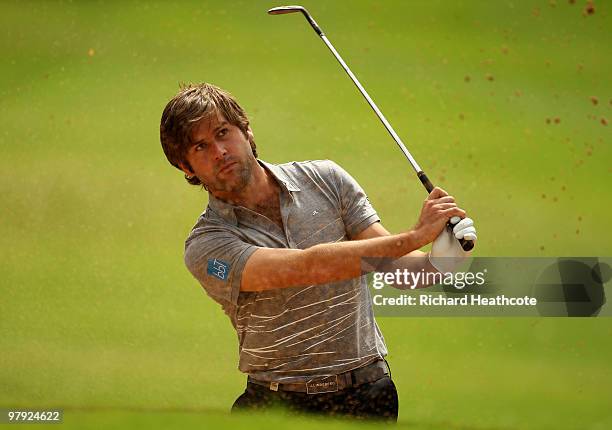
[411,187,466,248]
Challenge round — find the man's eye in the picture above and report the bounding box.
[217,128,228,138]
[195,143,207,151]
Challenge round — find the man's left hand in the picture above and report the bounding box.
[428,216,477,274]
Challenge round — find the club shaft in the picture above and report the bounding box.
[269,6,474,251]
[322,34,473,250]
[318,34,423,174]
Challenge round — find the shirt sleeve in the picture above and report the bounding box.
[184,227,258,306]
[327,161,381,238]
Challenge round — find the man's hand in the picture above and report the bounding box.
[429,216,477,274]
[411,187,466,248]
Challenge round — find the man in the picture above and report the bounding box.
[159,83,476,422]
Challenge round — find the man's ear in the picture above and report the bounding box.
[178,161,194,177]
[246,123,254,141]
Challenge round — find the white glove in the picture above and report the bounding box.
[428,217,477,274]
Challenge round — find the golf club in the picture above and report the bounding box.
[268,5,474,251]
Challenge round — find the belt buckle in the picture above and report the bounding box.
[306,375,339,394]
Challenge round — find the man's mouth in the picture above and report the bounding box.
[218,161,237,174]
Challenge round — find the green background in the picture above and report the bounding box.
[1,0,610,429]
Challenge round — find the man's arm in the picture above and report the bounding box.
[242,229,423,292]
[241,187,465,292]
[352,221,441,289]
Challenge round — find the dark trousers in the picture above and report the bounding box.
[231,375,399,422]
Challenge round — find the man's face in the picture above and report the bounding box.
[181,112,255,195]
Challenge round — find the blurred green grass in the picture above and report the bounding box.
[1,1,611,429]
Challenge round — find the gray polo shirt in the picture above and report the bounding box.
[184,159,388,383]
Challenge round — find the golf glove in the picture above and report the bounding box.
[428,216,477,274]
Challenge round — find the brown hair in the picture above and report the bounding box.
[160,83,257,186]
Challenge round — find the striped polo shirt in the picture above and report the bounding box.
[184,159,388,383]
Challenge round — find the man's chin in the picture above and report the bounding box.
[211,174,250,194]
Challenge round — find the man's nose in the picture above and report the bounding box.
[210,141,228,160]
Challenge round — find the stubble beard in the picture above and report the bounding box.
[207,156,254,194]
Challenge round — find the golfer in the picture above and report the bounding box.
[159,83,476,422]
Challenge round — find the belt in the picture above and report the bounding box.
[247,359,390,394]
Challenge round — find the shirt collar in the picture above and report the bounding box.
[207,159,300,225]
[258,159,301,192]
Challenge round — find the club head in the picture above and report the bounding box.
[267,5,323,36]
[267,5,306,15]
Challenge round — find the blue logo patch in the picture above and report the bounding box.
[207,259,231,281]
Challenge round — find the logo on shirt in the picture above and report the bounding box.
[207,259,231,281]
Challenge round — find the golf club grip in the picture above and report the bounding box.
[418,171,474,252]
[417,171,434,193]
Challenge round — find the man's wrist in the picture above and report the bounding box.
[404,229,426,251]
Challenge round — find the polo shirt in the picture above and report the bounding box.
[184,159,389,383]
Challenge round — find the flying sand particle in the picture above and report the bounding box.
[583,1,595,15]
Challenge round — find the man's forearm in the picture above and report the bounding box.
[301,230,424,285]
[244,230,425,292]
[374,250,442,290]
